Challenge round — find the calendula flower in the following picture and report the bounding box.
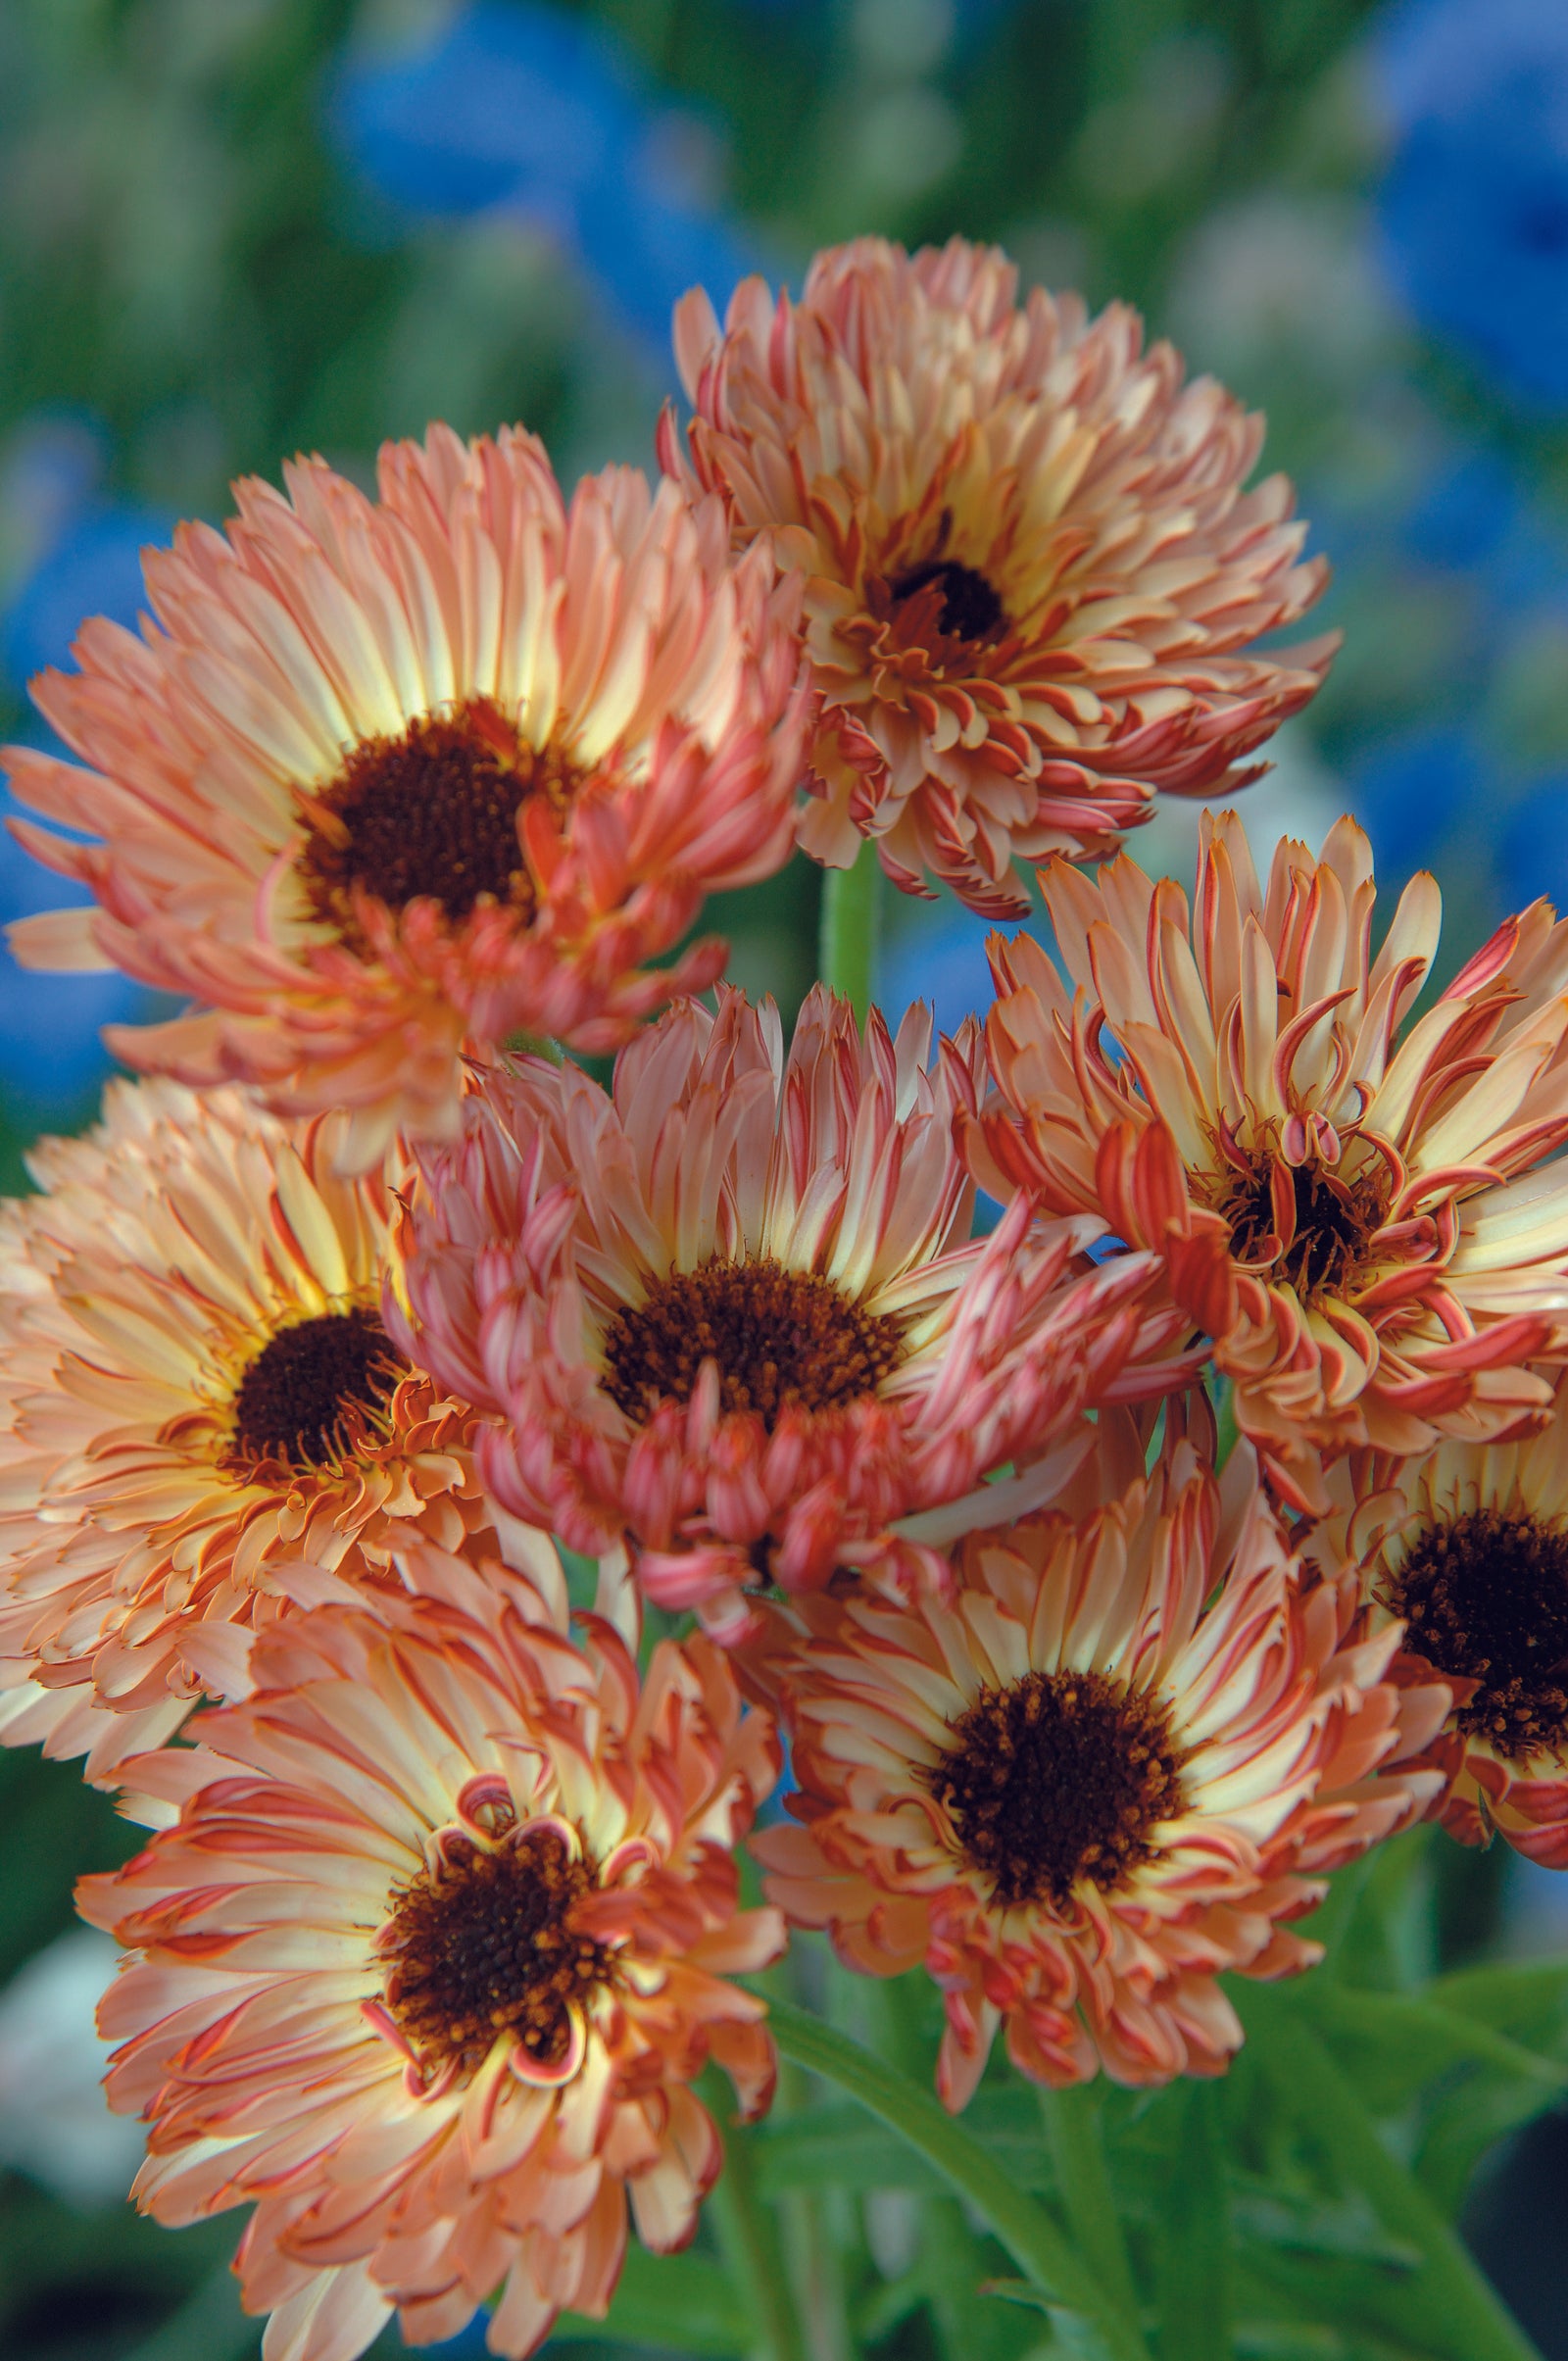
[5,427,805,1167]
[395,986,1193,1640]
[659,234,1332,915]
[974,812,1568,1512]
[0,1078,482,1778]
[78,1532,783,2361]
[751,1417,1450,2101]
[1311,1374,1568,1867]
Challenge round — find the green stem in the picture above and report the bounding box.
[1234,1984,1543,2361]
[865,1978,1011,2361]
[766,1996,1148,2361]
[1152,2083,1231,2361]
[1039,2085,1149,2354]
[703,2077,807,2361]
[817,848,881,1017]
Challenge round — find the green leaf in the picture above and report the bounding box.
[751,2090,1054,2194]
[1412,2070,1562,2219]
[978,2283,1120,2359]
[765,1995,1151,2361]
[1427,1960,1568,2042]
[1288,1979,1568,2216]
[1231,2180,1420,2270]
[1154,2082,1232,2361]
[1231,1981,1543,2361]
[1236,2247,1469,2359]
[1234,2329,1347,2361]
[1308,1986,1568,2111]
[557,2247,751,2356]
[1317,1829,1441,1996]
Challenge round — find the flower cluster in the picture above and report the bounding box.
[0,233,1560,2359]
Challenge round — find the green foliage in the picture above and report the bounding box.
[529,1892,1568,2361]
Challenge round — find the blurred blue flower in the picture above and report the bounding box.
[332,2,760,346]
[0,416,104,601]
[333,2,637,226]
[4,502,167,688]
[1501,775,1568,915]
[735,0,1014,34]
[1348,728,1474,882]
[0,472,171,1123]
[1400,449,1516,572]
[0,820,144,1122]
[880,901,1007,1045]
[1373,0,1568,409]
[574,134,758,344]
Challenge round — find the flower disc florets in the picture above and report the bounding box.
[750,1414,1451,2100]
[974,811,1568,1511]
[1312,1376,1568,1866]
[0,1078,483,1777]
[394,986,1197,1639]
[661,234,1333,913]
[5,427,806,1166]
[78,1533,783,2361]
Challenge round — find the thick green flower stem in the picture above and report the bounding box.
[817,847,882,1018]
[1039,2084,1149,2353]
[704,2088,808,2361]
[865,1980,1009,2359]
[766,1996,1151,2361]
[1234,1984,1544,2361]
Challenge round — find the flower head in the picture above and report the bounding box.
[395,986,1193,1640]
[1311,1373,1568,1867]
[660,235,1333,915]
[975,811,1568,1511]
[0,1077,482,1778]
[78,1532,782,2361]
[6,427,805,1166]
[751,1417,1449,2101]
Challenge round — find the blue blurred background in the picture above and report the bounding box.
[2,1,1568,2354]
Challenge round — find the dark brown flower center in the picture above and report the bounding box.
[599,1254,906,1430]
[927,1669,1187,1910]
[889,556,1006,647]
[381,1823,612,2084]
[297,698,578,950]
[1385,1508,1568,1760]
[1210,1152,1382,1303]
[225,1306,406,1472]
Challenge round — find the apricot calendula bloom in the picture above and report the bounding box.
[660,234,1332,915]
[974,812,1568,1512]
[751,1416,1450,2101]
[5,427,805,1167]
[1309,1376,1568,1868]
[0,1077,482,1778]
[78,1533,783,2361]
[394,986,1194,1640]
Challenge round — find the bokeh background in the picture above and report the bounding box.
[2,0,1568,2354]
